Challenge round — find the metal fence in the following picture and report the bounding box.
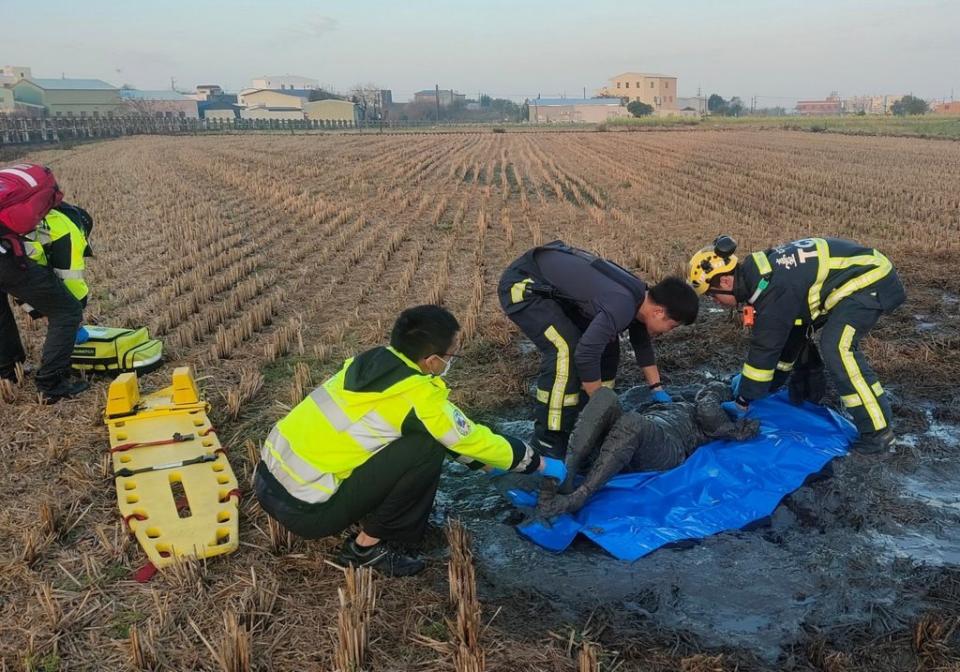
[0,115,536,147]
[0,116,366,147]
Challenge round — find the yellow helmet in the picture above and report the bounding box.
[688,235,739,295]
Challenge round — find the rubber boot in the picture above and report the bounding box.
[851,428,894,455]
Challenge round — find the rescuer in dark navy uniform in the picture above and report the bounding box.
[499,241,699,458]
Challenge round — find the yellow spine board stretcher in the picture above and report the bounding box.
[104,367,239,569]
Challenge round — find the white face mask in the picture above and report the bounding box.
[437,355,454,378]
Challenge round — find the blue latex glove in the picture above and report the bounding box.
[721,400,749,420]
[541,457,567,482]
[484,467,507,478]
[75,326,90,344]
[730,373,742,397]
[651,389,672,404]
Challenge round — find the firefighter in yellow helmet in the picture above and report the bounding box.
[688,236,905,454]
[254,305,567,576]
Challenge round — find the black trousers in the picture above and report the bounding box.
[254,433,446,545]
[818,291,896,434]
[0,254,82,387]
[498,262,619,456]
[771,286,903,435]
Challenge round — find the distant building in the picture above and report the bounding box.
[121,89,199,118]
[933,100,960,115]
[0,65,32,86]
[13,78,121,117]
[0,87,15,114]
[844,94,905,115]
[198,97,239,120]
[677,96,706,115]
[251,75,319,91]
[598,72,679,113]
[0,86,44,116]
[414,89,466,107]
[528,98,628,124]
[238,88,312,110]
[796,93,843,116]
[304,99,358,124]
[239,107,305,121]
[194,84,224,101]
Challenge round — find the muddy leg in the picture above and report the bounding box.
[538,413,640,517]
[559,387,620,494]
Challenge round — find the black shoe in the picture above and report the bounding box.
[851,428,894,455]
[38,377,90,404]
[0,367,16,383]
[334,538,426,577]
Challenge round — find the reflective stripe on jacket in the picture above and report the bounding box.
[261,345,533,503]
[24,209,90,302]
[738,237,903,400]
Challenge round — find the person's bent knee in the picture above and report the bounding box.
[49,296,83,327]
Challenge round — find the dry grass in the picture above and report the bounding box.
[334,566,377,672]
[2,130,959,670]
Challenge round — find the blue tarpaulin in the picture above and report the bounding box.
[506,391,857,561]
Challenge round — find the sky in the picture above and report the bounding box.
[3,0,958,105]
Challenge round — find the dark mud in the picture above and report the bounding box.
[432,379,960,664]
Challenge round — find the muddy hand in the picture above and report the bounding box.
[535,478,586,520]
[734,418,761,441]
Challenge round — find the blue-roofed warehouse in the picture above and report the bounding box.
[13,77,121,117]
[528,97,627,123]
[121,89,199,119]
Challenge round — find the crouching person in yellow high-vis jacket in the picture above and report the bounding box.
[254,305,567,576]
[21,204,93,316]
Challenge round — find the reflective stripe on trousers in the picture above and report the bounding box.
[543,326,570,431]
[742,362,774,382]
[838,325,887,431]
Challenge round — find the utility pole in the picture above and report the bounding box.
[435,84,441,125]
[583,86,586,100]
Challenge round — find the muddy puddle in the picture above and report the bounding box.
[432,381,960,662]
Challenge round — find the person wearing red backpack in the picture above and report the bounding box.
[0,163,88,402]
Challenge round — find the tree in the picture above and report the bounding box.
[707,94,726,113]
[627,100,654,117]
[891,95,928,116]
[726,96,745,117]
[349,83,386,120]
[479,94,492,108]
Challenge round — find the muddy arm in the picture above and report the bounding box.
[695,381,760,441]
[559,387,621,494]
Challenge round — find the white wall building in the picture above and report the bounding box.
[250,75,319,91]
[1,66,32,86]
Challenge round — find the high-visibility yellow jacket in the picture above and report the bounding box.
[261,345,536,504]
[736,237,904,400]
[25,208,91,303]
